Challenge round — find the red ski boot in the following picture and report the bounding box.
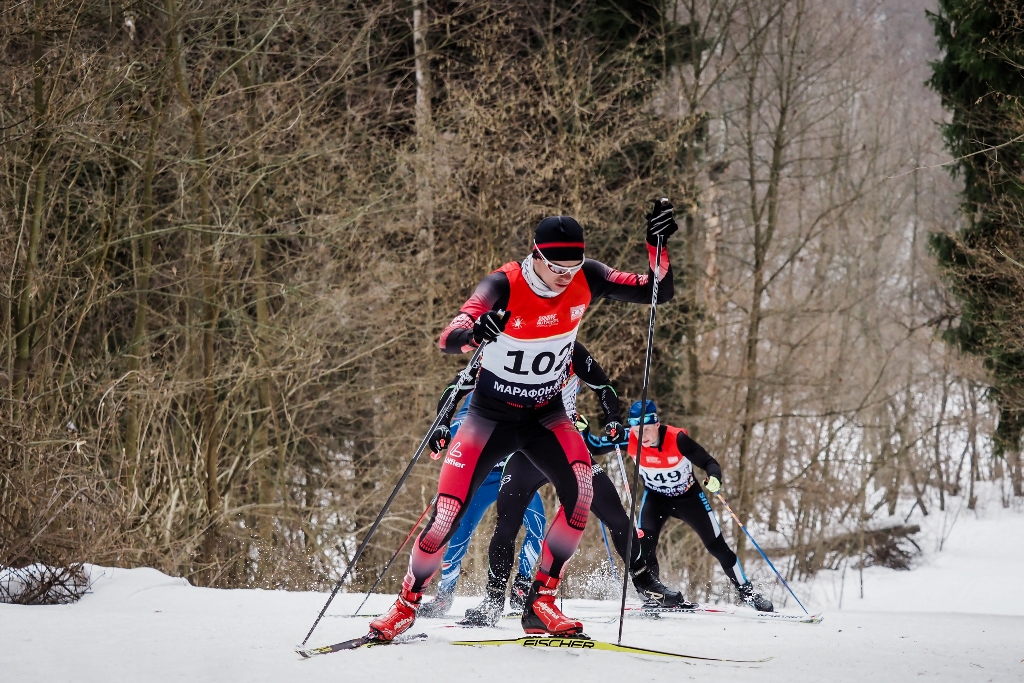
[520,572,583,636]
[369,587,421,641]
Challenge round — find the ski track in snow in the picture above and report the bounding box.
[3,498,1022,682]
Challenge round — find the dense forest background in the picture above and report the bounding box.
[3,0,1022,604]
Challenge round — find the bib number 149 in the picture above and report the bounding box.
[642,470,682,485]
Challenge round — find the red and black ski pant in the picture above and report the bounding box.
[403,395,593,593]
[485,453,642,591]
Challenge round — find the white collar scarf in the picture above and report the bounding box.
[520,255,561,298]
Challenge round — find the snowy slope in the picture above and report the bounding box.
[2,497,1022,682]
[800,493,1024,617]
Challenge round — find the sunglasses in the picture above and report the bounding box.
[534,242,584,276]
[627,413,658,427]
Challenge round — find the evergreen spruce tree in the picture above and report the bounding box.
[928,0,1024,494]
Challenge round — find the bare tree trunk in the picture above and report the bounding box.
[125,78,167,494]
[700,179,722,321]
[767,406,789,531]
[13,0,49,404]
[676,114,703,425]
[1009,446,1023,497]
[737,71,789,558]
[167,0,220,554]
[234,50,277,552]
[932,363,949,511]
[414,0,435,325]
[968,383,979,510]
[886,441,901,517]
[734,0,805,557]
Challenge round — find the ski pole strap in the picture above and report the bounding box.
[300,342,488,645]
[713,492,809,615]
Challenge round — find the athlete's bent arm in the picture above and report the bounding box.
[676,432,723,482]
[580,423,616,456]
[581,245,674,306]
[570,341,622,424]
[438,272,511,354]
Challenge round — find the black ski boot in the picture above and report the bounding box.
[459,586,504,626]
[417,588,454,618]
[737,581,774,612]
[508,573,532,614]
[631,563,689,608]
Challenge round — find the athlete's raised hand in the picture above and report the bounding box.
[472,309,511,345]
[604,420,627,444]
[646,198,678,244]
[428,423,452,459]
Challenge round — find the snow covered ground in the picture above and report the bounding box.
[3,495,1022,682]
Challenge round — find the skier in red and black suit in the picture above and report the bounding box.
[368,202,678,640]
[626,400,774,612]
[461,344,682,625]
[416,340,619,619]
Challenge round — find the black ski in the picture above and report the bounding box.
[449,610,523,627]
[296,632,427,658]
[625,602,735,617]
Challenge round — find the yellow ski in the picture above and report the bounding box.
[450,636,770,663]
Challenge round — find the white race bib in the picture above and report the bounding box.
[478,329,576,404]
[639,454,695,496]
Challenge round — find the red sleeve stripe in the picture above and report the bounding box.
[535,241,585,249]
[606,268,645,286]
[439,312,474,351]
[647,243,670,279]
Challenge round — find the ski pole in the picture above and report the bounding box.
[613,444,633,507]
[617,231,664,645]
[300,339,490,645]
[713,491,809,615]
[352,495,436,616]
[599,522,619,582]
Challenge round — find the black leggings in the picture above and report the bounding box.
[638,487,744,587]
[486,453,641,590]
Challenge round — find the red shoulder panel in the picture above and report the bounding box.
[502,263,592,340]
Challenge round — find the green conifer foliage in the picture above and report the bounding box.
[927,0,1024,461]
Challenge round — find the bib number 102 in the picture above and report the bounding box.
[504,342,572,376]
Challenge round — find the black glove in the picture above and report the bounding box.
[473,309,511,345]
[646,198,678,245]
[428,424,452,455]
[604,420,627,444]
